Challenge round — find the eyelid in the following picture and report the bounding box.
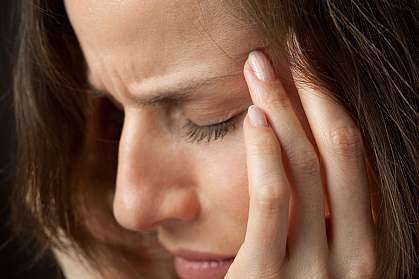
[190,110,246,128]
[88,88,248,124]
[182,110,246,143]
[184,102,249,125]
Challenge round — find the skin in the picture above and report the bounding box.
[65,0,259,257]
[62,0,376,278]
[226,53,376,278]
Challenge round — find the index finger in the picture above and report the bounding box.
[241,105,290,268]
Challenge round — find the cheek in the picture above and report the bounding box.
[213,148,249,224]
[192,133,249,232]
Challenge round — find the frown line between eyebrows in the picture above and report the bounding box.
[86,72,243,108]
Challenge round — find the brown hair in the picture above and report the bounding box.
[12,0,418,278]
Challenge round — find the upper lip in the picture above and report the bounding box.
[167,248,236,261]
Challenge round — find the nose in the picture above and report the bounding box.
[113,111,200,232]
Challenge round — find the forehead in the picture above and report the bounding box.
[64,0,264,94]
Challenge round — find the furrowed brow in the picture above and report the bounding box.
[87,73,238,108]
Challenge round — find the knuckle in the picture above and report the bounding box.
[343,247,376,279]
[289,253,329,279]
[288,146,320,177]
[262,88,290,111]
[328,126,363,158]
[299,267,329,279]
[253,181,290,212]
[345,260,376,279]
[248,135,280,157]
[259,267,282,279]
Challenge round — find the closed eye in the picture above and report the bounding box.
[182,111,246,143]
[87,88,246,144]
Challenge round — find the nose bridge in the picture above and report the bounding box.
[117,111,184,187]
[113,111,199,231]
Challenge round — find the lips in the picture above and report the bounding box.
[167,249,236,279]
[170,249,235,261]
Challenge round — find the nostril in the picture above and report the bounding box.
[112,185,201,232]
[157,189,201,223]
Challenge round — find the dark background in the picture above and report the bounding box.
[1,1,61,278]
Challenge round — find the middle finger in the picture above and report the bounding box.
[244,51,328,261]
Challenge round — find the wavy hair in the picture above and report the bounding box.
[12,0,418,278]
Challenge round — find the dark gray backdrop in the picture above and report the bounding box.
[0,1,61,278]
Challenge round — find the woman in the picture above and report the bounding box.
[12,0,418,278]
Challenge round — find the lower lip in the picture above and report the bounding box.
[174,256,234,279]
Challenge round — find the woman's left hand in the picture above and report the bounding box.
[224,50,376,278]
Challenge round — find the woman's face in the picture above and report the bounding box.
[65,0,309,271]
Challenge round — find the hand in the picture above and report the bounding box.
[225,51,376,279]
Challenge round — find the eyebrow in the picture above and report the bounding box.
[87,73,241,108]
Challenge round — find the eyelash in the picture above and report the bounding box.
[182,112,244,144]
[89,90,243,144]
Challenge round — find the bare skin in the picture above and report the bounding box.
[60,1,377,278]
[225,51,376,278]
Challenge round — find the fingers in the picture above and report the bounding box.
[295,78,376,267]
[242,105,290,267]
[243,51,328,262]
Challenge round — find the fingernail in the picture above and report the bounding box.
[248,51,276,81]
[248,105,268,127]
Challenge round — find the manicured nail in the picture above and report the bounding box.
[248,51,276,81]
[248,105,268,127]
